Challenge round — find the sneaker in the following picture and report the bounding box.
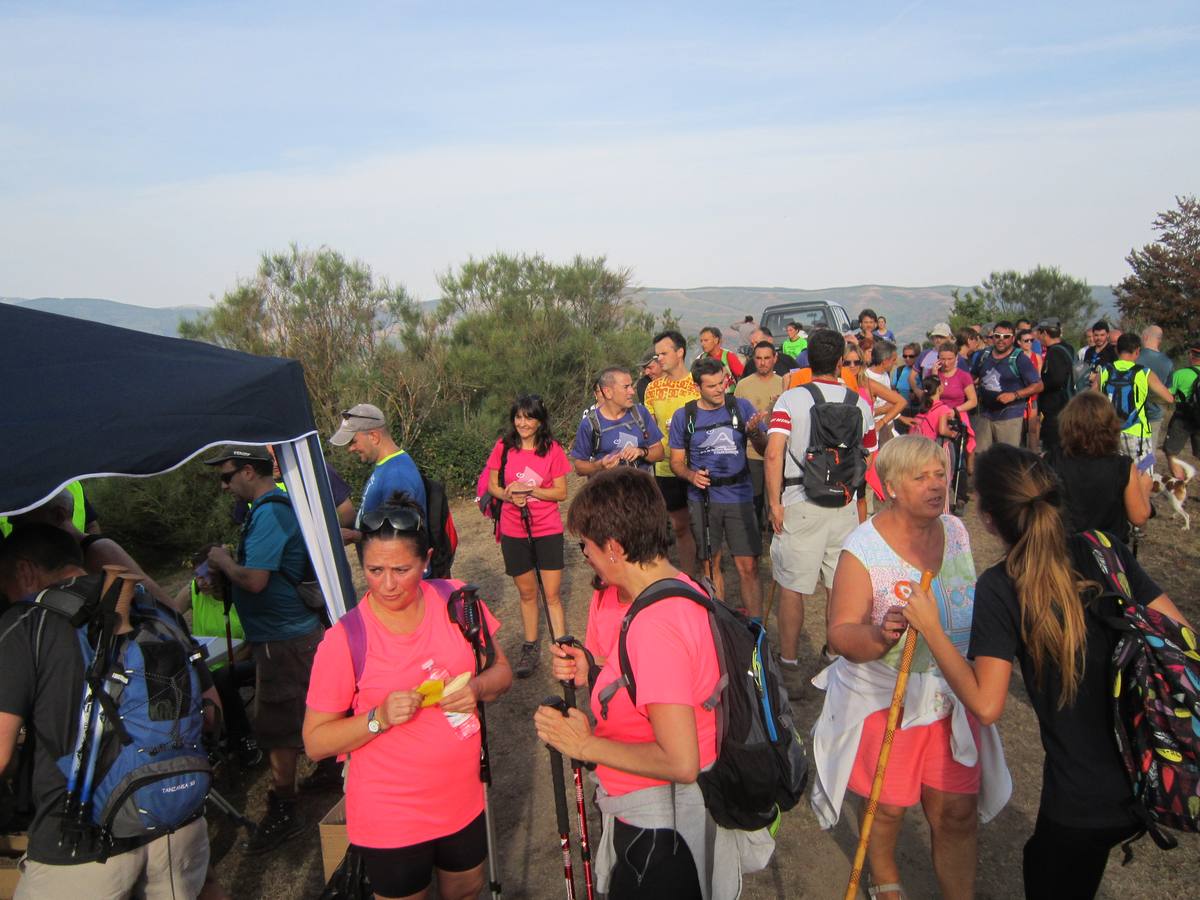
[298,756,342,793]
[514,641,540,678]
[242,789,304,855]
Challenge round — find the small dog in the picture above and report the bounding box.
[1151,457,1197,530]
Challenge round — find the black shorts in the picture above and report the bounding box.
[500,533,565,577]
[352,811,487,897]
[251,625,323,749]
[655,475,690,513]
[1164,412,1200,457]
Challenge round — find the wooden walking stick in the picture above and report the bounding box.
[843,570,934,900]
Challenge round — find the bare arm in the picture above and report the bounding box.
[534,701,701,784]
[0,712,21,774]
[765,432,787,534]
[1148,371,1175,405]
[84,540,174,608]
[206,546,269,594]
[1124,460,1152,527]
[531,475,568,503]
[958,382,978,414]
[826,552,903,662]
[870,379,906,428]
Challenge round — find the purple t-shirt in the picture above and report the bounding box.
[978,350,1041,420]
[668,398,757,504]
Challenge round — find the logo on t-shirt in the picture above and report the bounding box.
[611,432,639,450]
[980,367,1003,394]
[699,430,740,456]
[512,467,544,489]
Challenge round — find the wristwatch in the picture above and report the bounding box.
[367,706,385,734]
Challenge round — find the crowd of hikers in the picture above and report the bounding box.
[1,306,1199,900]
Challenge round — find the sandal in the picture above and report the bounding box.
[867,883,906,899]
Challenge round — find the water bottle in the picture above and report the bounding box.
[420,659,479,740]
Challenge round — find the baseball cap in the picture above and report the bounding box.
[330,403,386,446]
[1035,317,1061,331]
[928,322,952,338]
[203,445,272,466]
[639,351,657,368]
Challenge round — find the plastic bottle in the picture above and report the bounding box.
[420,659,479,740]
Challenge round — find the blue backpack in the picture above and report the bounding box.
[1102,363,1146,431]
[32,575,211,856]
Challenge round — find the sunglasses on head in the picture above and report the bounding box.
[360,507,425,535]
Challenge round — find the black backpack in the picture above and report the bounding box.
[1179,366,1200,422]
[587,404,652,458]
[681,396,750,487]
[784,383,866,507]
[596,578,808,831]
[420,471,458,578]
[1048,342,1082,400]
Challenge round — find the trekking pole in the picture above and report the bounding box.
[552,638,598,900]
[520,503,558,642]
[459,586,503,900]
[844,570,934,900]
[541,694,578,900]
[700,480,714,584]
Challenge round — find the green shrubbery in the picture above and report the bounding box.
[92,248,655,562]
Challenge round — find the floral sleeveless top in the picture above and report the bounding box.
[842,514,976,673]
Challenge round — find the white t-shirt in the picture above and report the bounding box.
[769,379,876,506]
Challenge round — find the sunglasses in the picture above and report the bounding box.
[844,360,862,367]
[219,470,239,485]
[902,353,916,359]
[991,333,1014,340]
[360,507,425,535]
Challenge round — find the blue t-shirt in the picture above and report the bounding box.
[358,450,426,524]
[667,398,757,504]
[570,404,664,470]
[978,350,1041,421]
[235,489,320,642]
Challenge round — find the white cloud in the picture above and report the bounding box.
[1,105,1196,306]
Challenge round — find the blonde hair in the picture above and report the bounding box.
[876,435,945,490]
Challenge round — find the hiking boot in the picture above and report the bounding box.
[779,660,806,700]
[514,641,540,678]
[242,790,304,855]
[298,756,342,793]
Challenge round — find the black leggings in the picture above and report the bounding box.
[608,819,702,900]
[1022,811,1141,899]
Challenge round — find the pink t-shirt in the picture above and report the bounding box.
[584,585,625,664]
[588,575,719,797]
[937,367,973,409]
[306,581,502,848]
[914,401,953,440]
[485,439,571,539]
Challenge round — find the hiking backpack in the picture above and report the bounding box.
[1081,531,1200,848]
[783,383,866,508]
[682,396,750,487]
[475,443,510,538]
[596,578,808,832]
[1102,363,1147,432]
[586,404,652,458]
[1180,367,1200,422]
[32,575,211,853]
[1047,342,1082,400]
[420,472,458,578]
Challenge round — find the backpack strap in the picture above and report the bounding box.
[587,407,603,458]
[630,404,651,443]
[782,383,856,487]
[597,578,728,720]
[682,399,699,468]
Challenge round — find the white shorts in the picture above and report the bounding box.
[770,500,858,595]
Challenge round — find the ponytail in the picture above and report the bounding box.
[976,445,1091,707]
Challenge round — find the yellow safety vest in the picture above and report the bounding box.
[0,480,88,537]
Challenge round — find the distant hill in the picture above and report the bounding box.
[1,297,206,337]
[629,285,1118,344]
[3,287,1117,345]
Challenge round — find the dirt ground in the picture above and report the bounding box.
[202,475,1200,899]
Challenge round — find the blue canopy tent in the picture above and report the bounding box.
[0,303,355,620]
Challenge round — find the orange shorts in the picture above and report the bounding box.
[847,708,981,808]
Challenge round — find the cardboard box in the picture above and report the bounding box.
[318,797,348,884]
[0,833,27,900]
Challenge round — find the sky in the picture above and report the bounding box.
[2,1,1198,307]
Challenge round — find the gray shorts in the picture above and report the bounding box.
[688,499,762,559]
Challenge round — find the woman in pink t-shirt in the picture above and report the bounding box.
[533,468,720,899]
[486,393,571,678]
[935,344,977,416]
[303,496,513,900]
